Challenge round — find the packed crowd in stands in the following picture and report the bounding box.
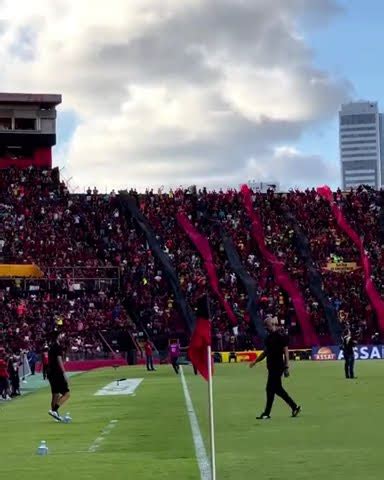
[0,166,384,375]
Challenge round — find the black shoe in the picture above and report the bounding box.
[292,406,301,418]
[256,413,271,420]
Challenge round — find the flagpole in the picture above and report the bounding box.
[207,345,216,480]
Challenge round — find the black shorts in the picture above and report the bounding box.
[0,376,8,393]
[48,373,69,395]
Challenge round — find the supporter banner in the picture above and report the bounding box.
[119,194,196,333]
[323,262,359,273]
[223,235,266,340]
[241,185,319,346]
[312,345,384,361]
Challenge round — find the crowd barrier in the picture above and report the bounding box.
[36,358,127,372]
[34,348,315,372]
[211,349,312,363]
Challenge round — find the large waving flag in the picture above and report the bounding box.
[284,210,341,343]
[317,185,384,335]
[241,185,318,346]
[177,212,238,327]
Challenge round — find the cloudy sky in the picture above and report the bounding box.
[0,0,382,191]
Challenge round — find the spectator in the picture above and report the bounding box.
[27,349,38,375]
[0,348,9,400]
[144,339,156,372]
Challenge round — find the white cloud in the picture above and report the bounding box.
[0,0,350,190]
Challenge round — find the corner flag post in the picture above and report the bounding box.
[207,345,216,480]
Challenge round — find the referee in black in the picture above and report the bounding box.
[47,330,70,422]
[250,318,301,419]
[341,329,357,379]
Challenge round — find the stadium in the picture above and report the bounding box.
[1,2,384,480]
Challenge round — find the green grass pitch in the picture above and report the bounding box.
[1,361,383,479]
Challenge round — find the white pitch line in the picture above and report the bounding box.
[180,367,211,480]
[88,420,118,453]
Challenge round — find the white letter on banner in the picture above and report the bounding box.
[359,347,368,360]
[371,347,381,359]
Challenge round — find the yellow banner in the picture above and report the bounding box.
[215,351,262,363]
[0,264,43,278]
[323,262,359,273]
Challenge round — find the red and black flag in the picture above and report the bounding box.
[189,293,213,381]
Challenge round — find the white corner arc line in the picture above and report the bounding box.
[88,420,118,453]
[180,366,211,480]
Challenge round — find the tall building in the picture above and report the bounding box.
[339,101,383,189]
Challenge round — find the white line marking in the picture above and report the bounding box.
[180,367,211,480]
[88,420,118,453]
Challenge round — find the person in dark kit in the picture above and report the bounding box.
[0,348,9,400]
[27,350,37,376]
[229,351,237,363]
[8,354,21,397]
[192,287,210,375]
[169,340,181,374]
[371,331,380,346]
[47,330,70,422]
[144,339,156,372]
[229,334,236,352]
[42,346,49,380]
[341,329,357,379]
[249,318,301,420]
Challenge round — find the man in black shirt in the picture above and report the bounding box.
[250,318,301,419]
[47,330,70,422]
[341,329,357,379]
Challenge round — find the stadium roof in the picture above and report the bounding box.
[0,93,62,106]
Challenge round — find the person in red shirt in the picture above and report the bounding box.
[0,348,9,400]
[144,339,155,372]
[42,346,49,380]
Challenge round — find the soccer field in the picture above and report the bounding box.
[1,361,383,480]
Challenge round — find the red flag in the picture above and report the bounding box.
[188,317,213,381]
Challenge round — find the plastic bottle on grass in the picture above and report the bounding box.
[63,412,72,424]
[37,441,49,456]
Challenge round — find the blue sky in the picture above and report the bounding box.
[54,110,79,169]
[297,0,384,180]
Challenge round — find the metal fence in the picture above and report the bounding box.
[0,266,121,291]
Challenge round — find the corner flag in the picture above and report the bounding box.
[189,316,212,381]
[188,292,214,381]
[188,293,217,479]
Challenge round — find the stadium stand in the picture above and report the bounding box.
[1,167,383,373]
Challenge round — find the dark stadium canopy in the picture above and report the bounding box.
[0,93,62,107]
